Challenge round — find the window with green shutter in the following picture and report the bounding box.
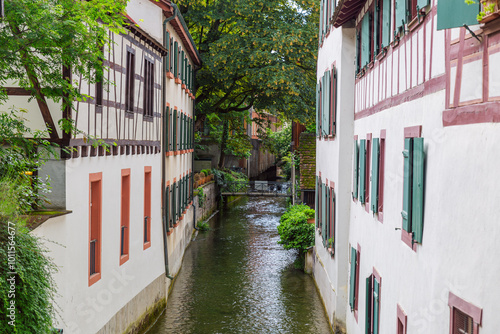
[316,83,321,137]
[359,139,366,204]
[395,0,407,35]
[353,139,359,199]
[322,72,330,136]
[315,176,320,228]
[174,41,178,78]
[361,13,370,68]
[330,66,337,136]
[401,127,425,247]
[371,138,380,213]
[165,185,170,230]
[349,247,357,311]
[366,273,381,334]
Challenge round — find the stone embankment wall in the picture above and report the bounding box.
[193,181,219,224]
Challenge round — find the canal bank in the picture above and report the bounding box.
[147,196,332,334]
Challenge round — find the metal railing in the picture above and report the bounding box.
[222,181,292,196]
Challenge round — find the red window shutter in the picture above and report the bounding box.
[89,173,102,286]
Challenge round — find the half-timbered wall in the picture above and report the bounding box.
[69,29,163,155]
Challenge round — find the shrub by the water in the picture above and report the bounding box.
[277,204,315,254]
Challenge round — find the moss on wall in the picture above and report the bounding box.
[297,133,316,190]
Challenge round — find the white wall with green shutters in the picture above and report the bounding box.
[347,84,500,333]
[313,25,356,329]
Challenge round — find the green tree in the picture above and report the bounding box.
[277,204,315,254]
[0,0,127,139]
[177,0,319,160]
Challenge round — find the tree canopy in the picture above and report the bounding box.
[177,0,319,126]
[0,0,127,140]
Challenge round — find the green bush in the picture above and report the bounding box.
[277,204,315,254]
[0,180,57,333]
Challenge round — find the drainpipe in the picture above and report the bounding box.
[161,6,178,281]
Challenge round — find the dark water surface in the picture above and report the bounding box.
[147,197,332,334]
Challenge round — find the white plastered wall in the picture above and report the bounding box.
[32,153,165,334]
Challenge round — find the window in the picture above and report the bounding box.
[376,0,391,52]
[165,182,171,231]
[143,166,152,249]
[349,244,360,322]
[89,172,102,286]
[448,292,482,334]
[365,134,371,210]
[125,48,135,112]
[353,136,359,200]
[330,66,337,136]
[316,67,337,138]
[357,8,374,72]
[401,126,424,249]
[397,304,407,334]
[172,178,177,225]
[328,184,335,254]
[359,135,371,206]
[143,58,154,117]
[371,130,386,222]
[365,269,381,334]
[395,0,429,34]
[165,31,170,72]
[120,169,130,265]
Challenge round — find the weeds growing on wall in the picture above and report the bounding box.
[0,180,57,333]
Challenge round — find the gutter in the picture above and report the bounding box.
[168,3,202,66]
[161,8,178,281]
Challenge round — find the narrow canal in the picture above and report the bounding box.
[147,197,332,334]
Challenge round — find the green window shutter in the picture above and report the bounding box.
[322,183,326,239]
[395,0,407,33]
[349,247,357,311]
[437,0,479,30]
[371,138,380,213]
[172,182,176,223]
[417,0,429,10]
[173,109,177,151]
[374,6,379,55]
[322,187,328,246]
[315,176,319,228]
[373,279,380,334]
[361,14,370,67]
[382,0,391,48]
[165,185,170,231]
[163,106,170,154]
[332,67,336,136]
[402,138,412,232]
[166,32,170,70]
[316,83,320,136]
[365,276,372,334]
[174,41,178,78]
[178,180,181,218]
[412,137,424,243]
[323,72,330,136]
[325,188,330,246]
[359,139,366,204]
[353,140,359,199]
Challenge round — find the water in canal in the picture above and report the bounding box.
[147,197,332,334]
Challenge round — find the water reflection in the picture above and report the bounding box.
[147,197,332,334]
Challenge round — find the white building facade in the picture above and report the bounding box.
[314,0,500,333]
[3,1,201,333]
